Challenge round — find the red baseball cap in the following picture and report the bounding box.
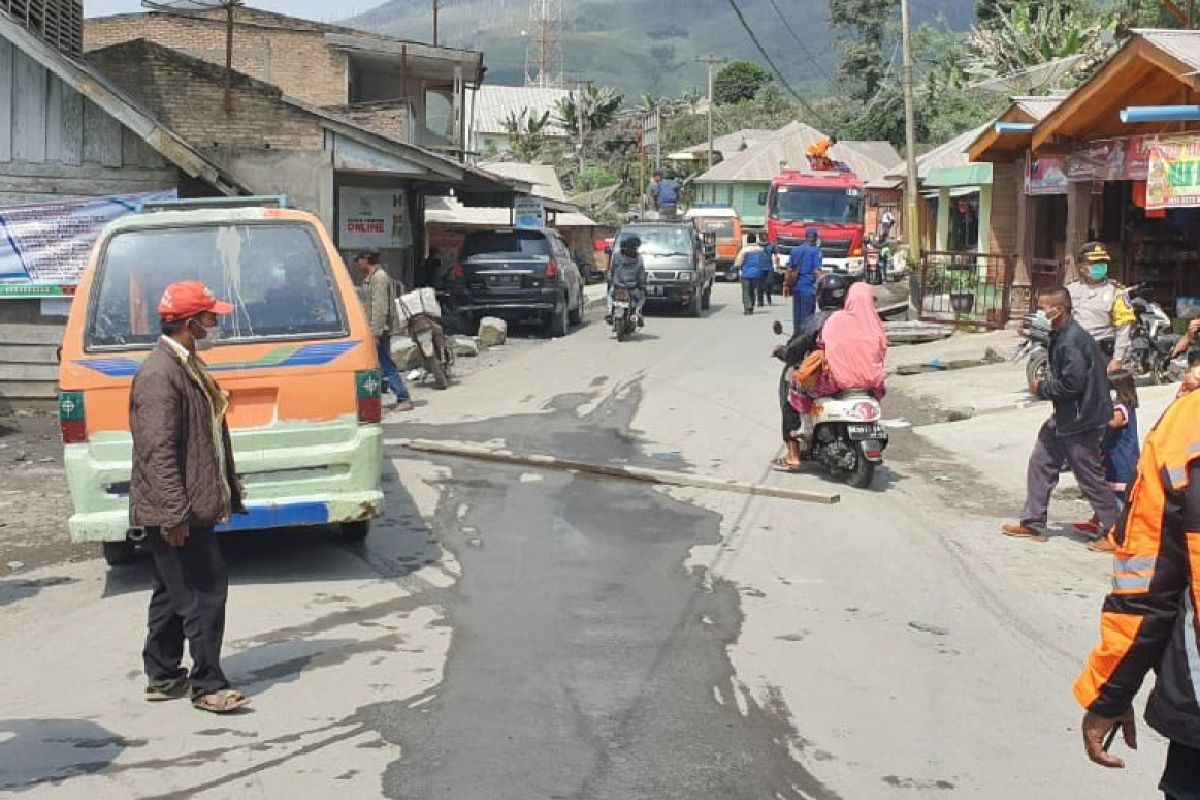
[158,280,234,321]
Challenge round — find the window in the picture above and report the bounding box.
[618,226,694,257]
[770,187,863,224]
[86,223,345,350]
[698,218,735,238]
[462,230,550,258]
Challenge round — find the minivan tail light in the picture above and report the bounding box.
[355,370,382,424]
[546,259,558,279]
[59,390,88,443]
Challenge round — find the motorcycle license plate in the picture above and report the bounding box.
[847,424,887,440]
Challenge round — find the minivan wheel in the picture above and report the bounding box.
[568,295,583,325]
[547,300,569,337]
[701,285,712,310]
[102,540,137,566]
[687,290,702,318]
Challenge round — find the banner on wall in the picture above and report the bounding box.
[1067,136,1150,182]
[1025,153,1068,195]
[1146,136,1200,210]
[338,187,413,249]
[513,196,546,230]
[0,190,177,298]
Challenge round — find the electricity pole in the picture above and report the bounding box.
[696,55,726,170]
[900,0,920,264]
[432,0,441,46]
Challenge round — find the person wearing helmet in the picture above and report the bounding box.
[605,235,647,326]
[771,273,851,471]
[1068,241,1136,372]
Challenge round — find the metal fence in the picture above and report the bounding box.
[914,251,1015,330]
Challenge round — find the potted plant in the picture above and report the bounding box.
[947,261,977,314]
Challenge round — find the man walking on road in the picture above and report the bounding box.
[356,250,413,412]
[734,233,768,315]
[786,228,822,334]
[1002,287,1119,543]
[130,280,249,714]
[1074,388,1200,799]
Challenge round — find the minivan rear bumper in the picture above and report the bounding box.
[65,419,383,543]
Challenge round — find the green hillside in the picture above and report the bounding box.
[348,0,973,99]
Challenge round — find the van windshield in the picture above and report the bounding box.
[771,187,863,224]
[618,226,693,257]
[86,223,345,350]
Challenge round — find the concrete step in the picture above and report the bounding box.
[0,343,60,363]
[0,324,65,346]
[0,379,58,401]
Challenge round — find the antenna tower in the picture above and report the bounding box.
[524,0,563,88]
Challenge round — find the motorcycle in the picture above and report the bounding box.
[398,287,453,389]
[773,321,888,488]
[1126,289,1180,384]
[611,287,638,341]
[864,236,885,286]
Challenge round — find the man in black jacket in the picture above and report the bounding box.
[1003,286,1118,543]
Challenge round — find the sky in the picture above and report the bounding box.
[83,1,381,22]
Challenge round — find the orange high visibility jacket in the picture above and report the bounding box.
[1074,389,1200,748]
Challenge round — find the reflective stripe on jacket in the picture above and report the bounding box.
[1074,388,1200,748]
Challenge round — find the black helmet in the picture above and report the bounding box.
[619,235,641,255]
[816,273,851,310]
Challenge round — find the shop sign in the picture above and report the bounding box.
[1146,136,1200,210]
[0,190,177,298]
[1026,153,1068,195]
[338,187,412,248]
[1067,136,1150,181]
[513,196,545,229]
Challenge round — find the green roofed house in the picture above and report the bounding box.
[691,121,897,227]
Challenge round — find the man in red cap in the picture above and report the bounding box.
[128,280,249,714]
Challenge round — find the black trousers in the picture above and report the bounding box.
[142,525,230,697]
[1162,741,1200,800]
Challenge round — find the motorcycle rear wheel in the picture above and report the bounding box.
[428,355,448,389]
[1026,352,1048,387]
[846,447,876,490]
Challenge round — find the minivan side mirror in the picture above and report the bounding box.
[757,192,768,206]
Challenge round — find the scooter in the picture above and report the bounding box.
[408,311,454,389]
[864,236,885,286]
[773,321,888,488]
[611,287,638,341]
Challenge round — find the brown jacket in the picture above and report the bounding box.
[129,339,244,529]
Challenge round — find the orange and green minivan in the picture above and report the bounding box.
[58,199,384,564]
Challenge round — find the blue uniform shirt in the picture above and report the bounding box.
[788,243,822,295]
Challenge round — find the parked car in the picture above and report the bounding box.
[449,228,586,337]
[684,205,743,281]
[613,221,716,316]
[58,197,384,565]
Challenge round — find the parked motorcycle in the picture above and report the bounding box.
[611,288,638,341]
[772,320,888,488]
[864,236,885,286]
[1126,288,1180,384]
[398,287,453,389]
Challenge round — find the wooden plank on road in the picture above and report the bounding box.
[392,439,841,505]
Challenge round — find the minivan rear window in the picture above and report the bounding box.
[698,218,735,238]
[462,230,550,258]
[86,223,345,350]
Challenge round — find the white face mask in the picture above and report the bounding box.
[191,317,221,350]
[1031,308,1060,331]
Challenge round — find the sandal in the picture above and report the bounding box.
[1086,537,1116,553]
[770,457,802,473]
[193,689,251,714]
[145,678,190,702]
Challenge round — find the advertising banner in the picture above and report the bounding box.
[514,196,546,229]
[0,190,176,298]
[1146,136,1200,210]
[1067,136,1150,181]
[338,187,413,249]
[1025,153,1068,195]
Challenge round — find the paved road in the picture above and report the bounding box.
[0,282,1164,798]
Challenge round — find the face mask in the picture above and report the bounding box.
[191,318,221,350]
[1088,262,1108,281]
[1032,308,1059,331]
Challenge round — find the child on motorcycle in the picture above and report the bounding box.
[606,235,647,327]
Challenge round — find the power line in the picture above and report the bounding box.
[721,0,829,126]
[765,0,829,78]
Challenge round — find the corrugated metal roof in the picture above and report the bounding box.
[1013,95,1066,121]
[695,121,893,184]
[676,128,778,159]
[839,140,901,169]
[884,122,992,181]
[1133,28,1200,71]
[425,196,595,227]
[469,84,573,136]
[478,161,567,201]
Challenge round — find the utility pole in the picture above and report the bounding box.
[900,0,920,264]
[432,0,441,46]
[696,55,725,169]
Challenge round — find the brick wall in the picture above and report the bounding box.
[325,101,412,143]
[86,41,326,152]
[84,13,348,106]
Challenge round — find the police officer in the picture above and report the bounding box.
[1068,242,1136,372]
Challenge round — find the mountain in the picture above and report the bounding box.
[347,0,974,100]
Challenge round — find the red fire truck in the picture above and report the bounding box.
[759,166,866,275]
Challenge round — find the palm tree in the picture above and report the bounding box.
[502,108,552,161]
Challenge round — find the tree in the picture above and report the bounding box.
[502,108,552,162]
[555,85,622,136]
[829,0,901,104]
[712,60,772,105]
